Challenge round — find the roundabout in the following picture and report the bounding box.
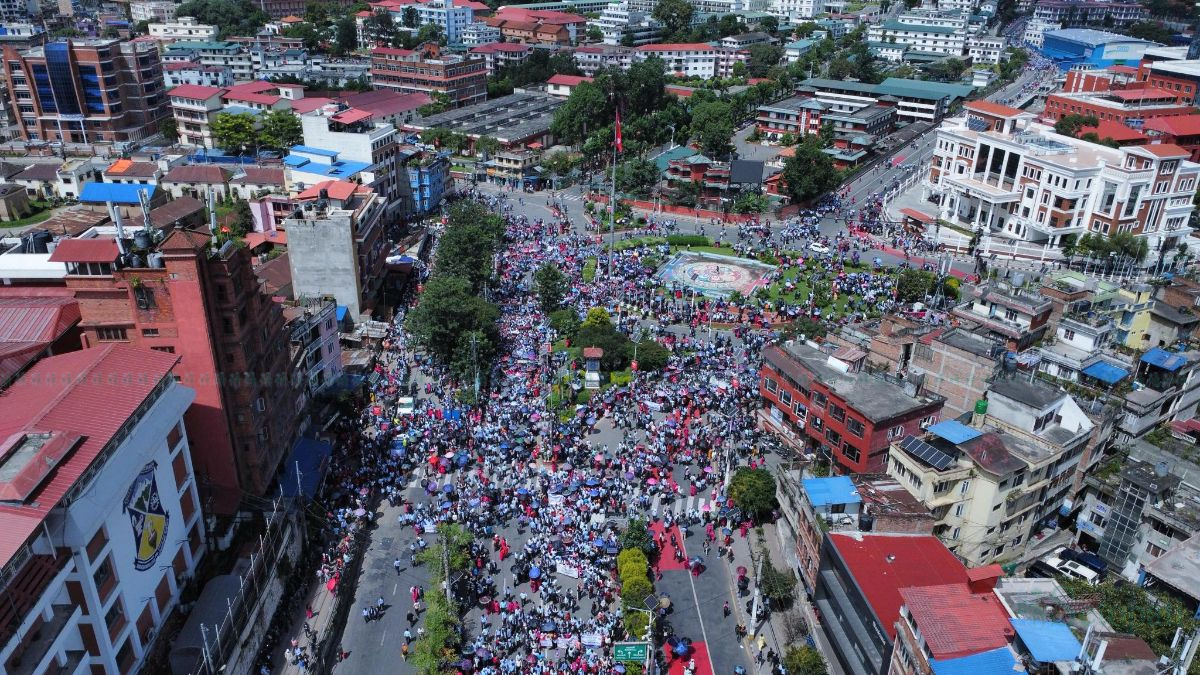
[657,251,776,298]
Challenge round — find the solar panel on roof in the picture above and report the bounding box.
[966,117,989,132]
[899,435,956,470]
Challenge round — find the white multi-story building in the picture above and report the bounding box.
[162,41,255,81]
[887,380,1093,566]
[593,2,660,46]
[633,43,748,78]
[468,42,532,75]
[866,19,967,60]
[163,62,234,88]
[967,35,1004,64]
[573,44,634,74]
[360,0,476,46]
[300,107,403,214]
[147,16,218,43]
[769,0,820,21]
[167,84,225,148]
[130,0,175,22]
[0,344,205,675]
[0,0,36,21]
[925,101,1200,254]
[460,20,501,46]
[1022,18,1059,47]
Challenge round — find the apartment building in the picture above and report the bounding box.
[967,35,1004,65]
[769,0,821,22]
[951,282,1054,350]
[1043,88,1195,126]
[0,0,35,21]
[485,7,586,45]
[283,295,343,406]
[925,101,1200,254]
[866,20,966,61]
[162,41,255,81]
[0,345,205,675]
[163,62,233,88]
[889,580,1014,675]
[285,181,387,318]
[1116,347,1200,441]
[167,84,225,148]
[468,42,532,76]
[370,42,487,107]
[760,340,945,474]
[594,2,661,46]
[756,96,895,144]
[2,39,168,144]
[634,43,748,78]
[1031,0,1145,27]
[461,21,501,46]
[1022,18,1059,48]
[887,381,1093,566]
[909,327,1004,417]
[1036,311,1126,384]
[299,105,403,214]
[50,214,300,514]
[573,44,633,74]
[130,0,176,22]
[797,77,973,124]
[147,16,218,43]
[1137,59,1200,107]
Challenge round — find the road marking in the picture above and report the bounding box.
[680,537,718,675]
[393,583,398,596]
[380,628,388,647]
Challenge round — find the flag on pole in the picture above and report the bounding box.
[614,109,623,153]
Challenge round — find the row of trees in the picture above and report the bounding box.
[410,524,473,674]
[548,307,670,373]
[488,51,583,99]
[405,201,506,391]
[210,110,303,155]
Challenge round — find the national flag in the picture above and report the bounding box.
[615,109,623,153]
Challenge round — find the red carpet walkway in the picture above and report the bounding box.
[649,522,689,571]
[663,642,713,675]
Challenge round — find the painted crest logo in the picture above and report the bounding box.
[124,461,169,572]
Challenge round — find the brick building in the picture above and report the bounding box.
[3,39,168,144]
[370,42,487,108]
[760,340,944,474]
[48,221,300,514]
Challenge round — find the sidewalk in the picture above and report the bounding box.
[721,521,845,675]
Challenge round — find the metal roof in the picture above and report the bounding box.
[46,238,120,263]
[802,476,861,507]
[1080,360,1128,384]
[1010,619,1082,663]
[1140,346,1190,372]
[930,647,1019,675]
[927,420,981,444]
[79,182,156,205]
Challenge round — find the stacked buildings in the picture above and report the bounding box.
[370,42,487,107]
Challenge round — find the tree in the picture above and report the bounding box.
[159,118,178,144]
[475,135,501,157]
[282,23,322,50]
[781,316,827,340]
[406,277,501,365]
[747,43,784,78]
[758,15,779,34]
[760,556,798,606]
[651,0,694,39]
[417,22,445,45]
[534,264,569,314]
[549,308,580,338]
[728,468,777,520]
[582,307,612,329]
[333,16,358,55]
[1054,113,1099,137]
[258,110,302,150]
[1125,20,1173,44]
[402,6,419,28]
[575,309,633,371]
[542,150,576,180]
[780,139,840,205]
[615,158,660,197]
[634,339,670,371]
[896,269,936,302]
[363,9,399,47]
[419,92,453,117]
[176,0,268,37]
[210,112,258,154]
[731,60,748,79]
[690,100,733,158]
[134,19,151,33]
[619,518,657,555]
[784,646,828,675]
[587,25,603,41]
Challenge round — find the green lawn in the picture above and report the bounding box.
[0,207,52,229]
[582,257,598,282]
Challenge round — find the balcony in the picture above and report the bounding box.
[944,174,1020,202]
[8,604,80,675]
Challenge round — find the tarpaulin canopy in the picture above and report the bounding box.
[1081,360,1129,384]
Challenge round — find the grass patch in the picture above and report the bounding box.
[687,245,736,256]
[582,257,598,282]
[614,236,667,251]
[0,207,52,229]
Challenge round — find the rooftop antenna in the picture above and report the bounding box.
[108,201,127,255]
[138,188,153,232]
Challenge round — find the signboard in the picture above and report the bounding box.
[548,493,565,507]
[556,562,580,578]
[613,642,650,662]
[582,632,603,648]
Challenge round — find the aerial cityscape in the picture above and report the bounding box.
[0,0,1196,672]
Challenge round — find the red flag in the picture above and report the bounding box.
[615,109,623,153]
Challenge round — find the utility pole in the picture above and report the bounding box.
[748,545,765,638]
[608,91,620,278]
[470,333,480,401]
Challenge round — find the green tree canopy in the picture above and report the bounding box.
[619,518,657,555]
[333,16,358,55]
[282,22,322,50]
[747,43,784,78]
[1054,113,1099,137]
[780,138,840,205]
[175,0,268,37]
[158,118,178,143]
[533,263,569,314]
[634,339,670,371]
[728,468,777,520]
[258,109,302,150]
[210,112,258,154]
[406,275,500,363]
[690,100,733,158]
[784,646,828,675]
[651,0,694,39]
[615,158,660,197]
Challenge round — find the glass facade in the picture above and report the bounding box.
[45,42,82,117]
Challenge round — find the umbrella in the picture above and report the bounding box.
[586,478,600,487]
[359,487,369,496]
[722,527,733,536]
[517,487,530,496]
[701,503,712,512]
[529,566,542,579]
[444,450,455,458]
[531,413,542,421]
[476,647,492,659]
[624,471,635,480]
[673,642,690,656]
[646,478,658,485]
[703,466,714,473]
[561,462,573,471]
[615,666,626,673]
[440,501,453,509]
[443,484,455,494]
[588,488,601,496]
[690,556,704,565]
[353,508,367,517]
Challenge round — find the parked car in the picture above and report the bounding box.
[809,242,830,254]
[1027,553,1101,585]
[1056,547,1107,579]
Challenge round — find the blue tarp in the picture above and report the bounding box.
[1011,619,1081,663]
[80,182,155,205]
[931,647,1017,675]
[279,437,333,499]
[336,305,348,322]
[1081,361,1129,384]
[802,476,861,508]
[1141,347,1189,372]
[927,420,982,444]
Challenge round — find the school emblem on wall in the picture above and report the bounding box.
[124,461,169,572]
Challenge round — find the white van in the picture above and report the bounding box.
[1042,555,1100,585]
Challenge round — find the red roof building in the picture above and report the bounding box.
[1076,119,1148,146]
[370,42,487,107]
[0,344,207,674]
[1143,115,1200,162]
[816,533,979,675]
[0,296,82,387]
[892,583,1013,673]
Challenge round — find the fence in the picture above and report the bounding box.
[186,499,302,675]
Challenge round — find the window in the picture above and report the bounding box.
[1146,542,1165,558]
[142,328,160,337]
[951,527,960,540]
[888,425,904,439]
[846,418,865,437]
[825,428,841,447]
[810,416,823,432]
[959,480,971,496]
[152,346,175,353]
[97,327,127,341]
[764,377,778,393]
[1090,513,1107,528]
[1004,308,1018,322]
[843,444,860,464]
[829,405,845,422]
[954,503,965,517]
[811,392,827,409]
[779,390,792,406]
[1062,328,1075,341]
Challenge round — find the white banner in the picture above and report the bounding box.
[556,562,580,578]
[582,632,603,648]
[548,493,565,507]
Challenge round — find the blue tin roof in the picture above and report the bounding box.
[931,647,1017,675]
[1141,346,1189,372]
[80,182,155,205]
[284,155,371,180]
[802,476,861,508]
[1011,619,1081,663]
[927,420,982,444]
[290,145,340,158]
[1081,360,1129,384]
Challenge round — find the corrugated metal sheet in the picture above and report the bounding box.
[0,345,179,567]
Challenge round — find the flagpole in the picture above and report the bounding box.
[608,137,617,278]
